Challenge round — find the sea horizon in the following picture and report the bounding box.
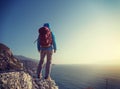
[51,64,120,89]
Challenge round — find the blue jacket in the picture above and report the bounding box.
[37,32,57,51]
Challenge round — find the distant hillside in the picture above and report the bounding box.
[14,55,38,77]
[14,55,38,61]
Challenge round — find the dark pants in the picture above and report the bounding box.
[37,50,53,78]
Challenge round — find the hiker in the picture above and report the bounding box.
[37,23,57,80]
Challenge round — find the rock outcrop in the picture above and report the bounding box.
[0,43,23,71]
[0,71,58,89]
[34,78,59,89]
[0,71,33,89]
[0,43,58,89]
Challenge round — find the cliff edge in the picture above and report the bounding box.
[0,43,58,89]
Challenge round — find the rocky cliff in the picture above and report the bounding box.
[0,71,58,89]
[0,71,33,89]
[0,43,23,71]
[0,43,58,89]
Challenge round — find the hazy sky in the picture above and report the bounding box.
[0,0,120,64]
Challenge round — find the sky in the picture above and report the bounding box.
[0,0,120,65]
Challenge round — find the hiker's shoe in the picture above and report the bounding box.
[44,76,52,81]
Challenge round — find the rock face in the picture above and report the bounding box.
[0,71,58,89]
[0,43,23,71]
[34,78,59,89]
[0,71,33,89]
[0,71,59,89]
[0,43,59,89]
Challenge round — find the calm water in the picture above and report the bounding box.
[51,65,120,89]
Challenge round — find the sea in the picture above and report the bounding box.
[51,65,120,89]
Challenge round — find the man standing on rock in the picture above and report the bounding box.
[37,23,57,80]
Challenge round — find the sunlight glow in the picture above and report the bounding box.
[57,7,120,65]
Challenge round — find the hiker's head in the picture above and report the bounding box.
[43,23,50,28]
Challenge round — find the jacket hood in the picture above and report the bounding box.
[43,23,50,28]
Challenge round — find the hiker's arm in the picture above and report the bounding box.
[52,33,57,53]
[37,38,41,52]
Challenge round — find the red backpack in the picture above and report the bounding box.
[38,27,52,47]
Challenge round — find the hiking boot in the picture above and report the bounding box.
[44,76,52,81]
